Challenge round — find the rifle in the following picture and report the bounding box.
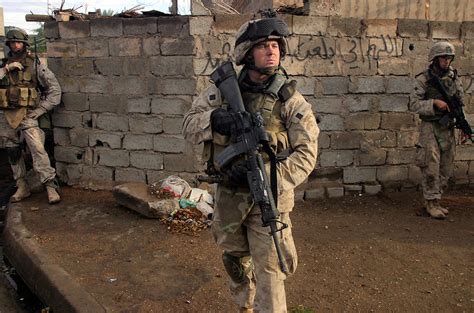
[210,61,288,273]
[427,73,473,142]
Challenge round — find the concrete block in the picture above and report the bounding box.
[115,168,146,183]
[304,188,325,200]
[454,145,474,161]
[397,130,419,147]
[69,128,90,147]
[89,94,127,113]
[109,76,147,95]
[343,167,377,183]
[129,115,163,134]
[123,17,158,35]
[380,113,416,130]
[318,132,330,149]
[128,97,151,114]
[397,19,429,38]
[402,39,431,59]
[160,37,195,56]
[53,128,70,146]
[319,150,354,167]
[76,38,109,57]
[89,131,122,149]
[294,16,328,35]
[430,21,461,39]
[362,130,397,148]
[94,58,124,76]
[344,184,363,195]
[304,58,343,77]
[349,76,385,94]
[54,146,85,164]
[359,150,387,166]
[288,77,316,95]
[95,148,129,167]
[364,184,382,195]
[308,167,343,181]
[309,97,343,114]
[130,151,164,170]
[368,37,403,57]
[62,93,88,112]
[151,96,192,115]
[387,148,416,164]
[143,36,160,56]
[461,21,474,39]
[319,77,349,95]
[60,59,94,76]
[149,56,193,77]
[344,96,373,112]
[327,186,344,198]
[58,20,90,39]
[44,21,59,39]
[214,14,251,34]
[378,96,409,112]
[163,117,183,134]
[52,111,84,128]
[82,165,114,182]
[91,18,123,37]
[163,153,197,172]
[378,58,410,76]
[96,114,129,132]
[153,135,186,153]
[123,134,153,150]
[109,38,141,57]
[453,162,469,178]
[121,57,148,77]
[386,77,413,94]
[280,58,306,76]
[366,19,397,37]
[78,75,108,94]
[328,17,362,37]
[377,166,409,182]
[46,41,77,58]
[318,114,344,131]
[189,16,214,35]
[149,78,197,95]
[158,16,190,37]
[331,132,362,149]
[344,113,381,130]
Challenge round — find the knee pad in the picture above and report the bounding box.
[222,252,253,284]
[6,147,22,165]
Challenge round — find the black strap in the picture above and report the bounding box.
[261,142,278,209]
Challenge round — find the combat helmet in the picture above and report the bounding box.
[428,41,455,62]
[5,28,30,46]
[234,15,289,66]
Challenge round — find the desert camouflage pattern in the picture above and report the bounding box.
[410,66,463,200]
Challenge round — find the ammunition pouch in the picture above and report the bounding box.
[0,87,39,109]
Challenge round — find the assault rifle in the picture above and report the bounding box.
[210,61,288,273]
[427,73,473,143]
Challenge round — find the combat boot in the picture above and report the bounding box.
[425,200,446,219]
[10,178,31,203]
[46,186,61,204]
[433,199,449,215]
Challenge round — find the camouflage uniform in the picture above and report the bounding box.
[1,29,61,203]
[410,42,463,218]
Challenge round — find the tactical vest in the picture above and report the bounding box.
[0,54,40,109]
[421,68,458,122]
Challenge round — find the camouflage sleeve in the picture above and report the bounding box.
[182,84,223,144]
[278,91,319,192]
[37,62,61,111]
[409,74,435,116]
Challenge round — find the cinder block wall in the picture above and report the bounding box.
[44,15,474,196]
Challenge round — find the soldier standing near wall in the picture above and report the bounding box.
[410,41,469,219]
[183,15,319,313]
[0,28,61,204]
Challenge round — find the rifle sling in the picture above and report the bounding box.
[262,142,278,209]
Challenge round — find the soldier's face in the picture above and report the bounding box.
[9,41,25,53]
[437,55,453,70]
[251,40,280,68]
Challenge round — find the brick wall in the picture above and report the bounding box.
[45,15,474,195]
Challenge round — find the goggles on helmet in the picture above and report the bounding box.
[235,18,289,47]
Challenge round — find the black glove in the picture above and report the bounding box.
[226,159,249,185]
[211,108,235,136]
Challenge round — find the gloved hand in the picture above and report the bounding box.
[27,107,47,120]
[211,108,235,136]
[226,159,249,185]
[5,62,24,73]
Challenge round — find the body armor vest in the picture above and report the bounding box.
[0,53,40,109]
[421,68,458,122]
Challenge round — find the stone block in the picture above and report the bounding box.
[344,96,373,112]
[62,93,88,111]
[58,20,90,39]
[96,114,129,132]
[344,113,381,130]
[349,76,385,94]
[397,19,429,38]
[143,36,160,56]
[331,132,362,149]
[153,135,186,153]
[454,145,474,161]
[386,148,416,164]
[91,18,123,37]
[386,77,413,94]
[344,184,363,195]
[328,17,362,37]
[151,96,192,115]
[461,21,474,39]
[378,96,409,112]
[128,97,151,114]
[361,130,397,148]
[123,134,153,150]
[318,114,344,131]
[123,58,149,76]
[109,38,141,57]
[163,117,183,135]
[130,151,164,170]
[364,184,382,195]
[304,188,325,200]
[309,97,343,114]
[94,58,124,76]
[158,16,190,37]
[377,166,409,182]
[89,94,127,114]
[89,131,122,149]
[78,75,108,94]
[54,146,85,164]
[123,17,158,35]
[163,153,197,172]
[343,167,377,184]
[304,58,343,77]
[149,78,197,95]
[327,186,344,198]
[380,113,416,130]
[54,128,70,146]
[318,132,330,149]
[129,116,163,134]
[189,16,214,35]
[319,150,354,167]
[368,37,403,57]
[214,14,251,34]
[150,56,193,77]
[69,128,90,147]
[115,168,147,183]
[76,38,109,57]
[52,111,84,128]
[397,130,419,147]
[160,37,195,55]
[95,148,129,167]
[44,21,59,39]
[319,77,349,95]
[294,16,329,35]
[377,58,410,76]
[366,19,398,37]
[109,76,147,95]
[46,41,77,58]
[358,149,387,166]
[430,21,461,39]
[81,165,114,183]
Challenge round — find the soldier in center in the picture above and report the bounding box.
[183,16,319,312]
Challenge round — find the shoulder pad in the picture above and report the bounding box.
[278,80,297,102]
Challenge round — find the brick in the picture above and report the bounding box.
[62,93,88,111]
[349,77,385,94]
[52,111,84,128]
[344,96,373,112]
[163,117,183,134]
[378,96,409,112]
[377,166,409,182]
[397,19,429,38]
[76,38,109,57]
[69,128,90,147]
[319,150,354,167]
[143,36,160,56]
[378,58,410,76]
[46,41,77,58]
[109,76,147,95]
[328,17,362,37]
[154,135,186,153]
[78,75,108,94]
[129,116,163,134]
[109,38,141,57]
[95,148,129,167]
[304,188,325,199]
[160,37,195,55]
[123,58,150,76]
[96,114,129,132]
[309,97,343,114]
[123,134,153,150]
[115,168,146,183]
[123,17,158,35]
[430,21,461,39]
[58,20,90,39]
[364,184,382,195]
[149,78,197,95]
[454,145,474,161]
[158,16,190,37]
[82,165,114,182]
[319,77,349,95]
[345,113,381,130]
[94,58,124,76]
[343,167,377,184]
[359,150,387,166]
[189,16,214,35]
[54,128,70,146]
[149,56,193,78]
[366,19,398,37]
[331,132,361,149]
[294,16,328,35]
[91,18,123,37]
[54,146,85,164]
[89,131,122,149]
[387,148,416,164]
[327,187,344,198]
[318,114,344,131]
[128,97,151,114]
[151,96,192,115]
[130,151,164,170]
[44,21,59,39]
[386,77,413,94]
[362,131,397,148]
[380,113,416,130]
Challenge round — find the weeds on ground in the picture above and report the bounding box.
[289,305,315,313]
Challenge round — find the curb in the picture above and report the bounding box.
[2,205,106,313]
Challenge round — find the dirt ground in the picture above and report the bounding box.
[12,185,474,312]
